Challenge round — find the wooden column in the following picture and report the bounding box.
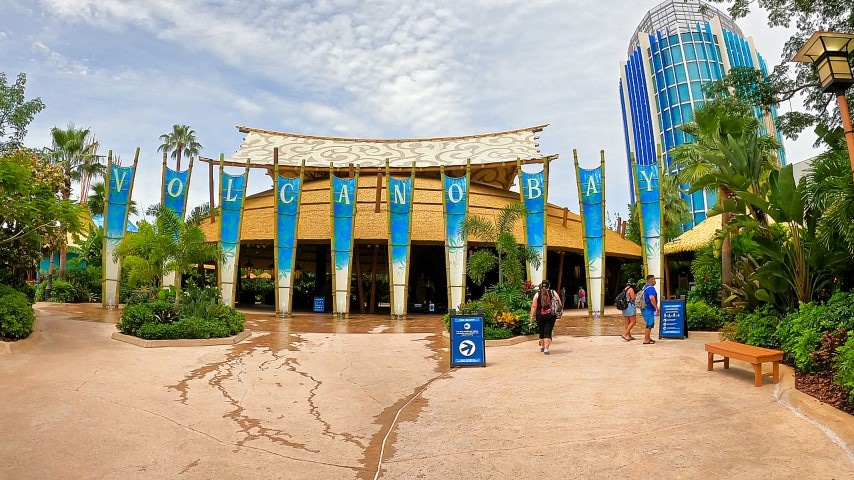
[556,251,565,293]
[208,161,215,223]
[355,244,365,313]
[369,245,379,314]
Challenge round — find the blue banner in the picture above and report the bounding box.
[388,176,413,316]
[450,314,485,367]
[444,174,468,310]
[635,162,662,283]
[163,166,191,219]
[275,175,301,314]
[578,165,605,313]
[219,169,248,307]
[103,162,136,307]
[332,175,357,314]
[520,170,546,286]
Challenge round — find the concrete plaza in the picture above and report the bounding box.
[1,303,852,479]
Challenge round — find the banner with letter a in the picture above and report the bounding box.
[102,149,139,308]
[518,164,546,287]
[633,155,663,287]
[331,169,359,315]
[575,150,606,315]
[160,154,193,287]
[442,165,469,312]
[218,157,250,307]
[387,164,414,317]
[273,152,303,316]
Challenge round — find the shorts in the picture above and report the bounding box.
[536,313,556,339]
[642,309,655,328]
[622,304,636,316]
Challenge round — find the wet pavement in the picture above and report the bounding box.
[2,303,852,479]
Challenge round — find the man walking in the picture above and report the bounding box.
[641,274,659,344]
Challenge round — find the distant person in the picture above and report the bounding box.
[577,286,586,309]
[620,279,637,341]
[640,274,660,344]
[529,280,561,355]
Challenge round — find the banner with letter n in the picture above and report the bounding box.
[517,162,546,287]
[331,168,359,316]
[273,151,303,316]
[160,153,193,287]
[102,149,139,308]
[387,163,414,317]
[633,154,663,286]
[218,157,250,307]
[442,164,469,312]
[574,150,606,315]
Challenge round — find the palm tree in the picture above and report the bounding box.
[460,202,541,287]
[669,104,780,293]
[87,180,139,218]
[157,124,202,171]
[47,123,100,280]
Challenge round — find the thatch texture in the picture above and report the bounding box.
[199,176,641,258]
[663,215,720,254]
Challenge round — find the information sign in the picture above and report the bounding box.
[450,314,486,367]
[313,296,325,313]
[659,298,687,339]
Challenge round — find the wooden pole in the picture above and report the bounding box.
[369,245,378,314]
[375,172,383,213]
[355,244,365,314]
[208,161,215,223]
[556,251,565,294]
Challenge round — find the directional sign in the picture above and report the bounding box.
[450,314,485,367]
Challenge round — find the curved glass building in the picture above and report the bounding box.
[619,0,785,228]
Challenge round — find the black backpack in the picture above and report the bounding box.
[615,287,629,310]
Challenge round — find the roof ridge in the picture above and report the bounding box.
[235,124,549,143]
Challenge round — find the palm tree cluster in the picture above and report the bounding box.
[157,124,202,170]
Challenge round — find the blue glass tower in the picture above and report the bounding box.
[619,0,785,228]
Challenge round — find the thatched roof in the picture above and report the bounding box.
[200,176,641,258]
[664,215,720,255]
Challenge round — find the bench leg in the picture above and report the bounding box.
[708,352,714,371]
[772,361,780,384]
[724,357,729,369]
[753,363,763,387]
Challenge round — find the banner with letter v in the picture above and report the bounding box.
[102,149,140,308]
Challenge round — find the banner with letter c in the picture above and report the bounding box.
[273,151,303,316]
[575,150,606,315]
[442,164,469,312]
[331,169,359,315]
[102,149,139,308]
[218,156,250,307]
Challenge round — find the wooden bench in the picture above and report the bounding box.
[705,341,784,387]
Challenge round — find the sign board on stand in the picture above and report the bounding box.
[659,298,687,339]
[449,312,486,367]
[313,296,325,313]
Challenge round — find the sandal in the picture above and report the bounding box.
[621,335,631,342]
[643,340,656,344]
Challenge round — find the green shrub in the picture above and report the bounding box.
[484,325,513,340]
[0,289,35,339]
[119,296,243,340]
[66,264,101,302]
[686,300,731,331]
[777,292,854,372]
[117,302,157,335]
[135,316,238,340]
[732,309,781,348]
[47,280,76,303]
[834,333,854,403]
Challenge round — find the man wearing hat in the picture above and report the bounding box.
[621,279,638,341]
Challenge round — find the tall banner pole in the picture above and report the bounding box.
[518,158,546,287]
[442,161,470,311]
[576,149,606,316]
[543,156,550,282]
[600,150,607,314]
[101,148,139,308]
[634,149,663,287]
[273,151,303,317]
[161,152,194,288]
[331,164,359,318]
[218,156,250,307]
[386,161,415,318]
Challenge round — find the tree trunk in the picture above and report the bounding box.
[174,270,182,310]
[176,144,184,171]
[59,243,67,281]
[720,187,732,305]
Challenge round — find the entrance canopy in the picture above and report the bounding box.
[210,124,557,190]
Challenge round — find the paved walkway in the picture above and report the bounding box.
[1,303,852,479]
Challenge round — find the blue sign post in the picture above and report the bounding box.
[313,296,325,313]
[659,298,687,339]
[450,313,486,367]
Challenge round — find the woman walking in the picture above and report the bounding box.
[621,279,637,341]
[530,280,561,355]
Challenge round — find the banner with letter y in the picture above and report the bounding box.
[632,152,663,287]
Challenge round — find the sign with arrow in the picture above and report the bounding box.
[450,314,485,367]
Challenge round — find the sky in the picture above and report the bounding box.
[1,0,820,222]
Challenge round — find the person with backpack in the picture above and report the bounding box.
[529,279,562,355]
[616,278,637,341]
[638,274,660,344]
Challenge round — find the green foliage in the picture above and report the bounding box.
[443,282,535,339]
[722,307,781,349]
[66,261,101,303]
[239,278,273,301]
[688,246,722,305]
[0,288,35,339]
[834,334,854,403]
[776,292,854,372]
[686,300,732,331]
[48,280,75,303]
[0,73,45,154]
[484,326,513,340]
[158,124,202,166]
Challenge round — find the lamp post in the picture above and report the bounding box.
[793,31,854,182]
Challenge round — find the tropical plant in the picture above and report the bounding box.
[0,73,45,154]
[460,202,541,287]
[86,180,139,217]
[157,124,202,170]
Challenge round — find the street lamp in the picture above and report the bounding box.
[793,31,854,181]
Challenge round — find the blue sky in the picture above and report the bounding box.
[2,0,817,221]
